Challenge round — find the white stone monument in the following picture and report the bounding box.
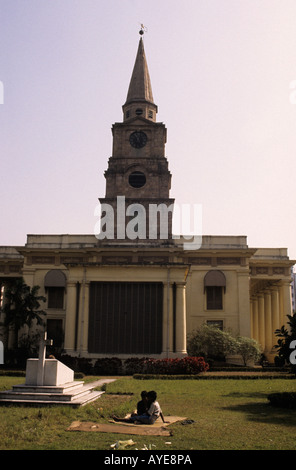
[0,331,111,406]
[25,332,74,386]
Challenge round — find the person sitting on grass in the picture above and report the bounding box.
[113,390,167,425]
[131,390,148,417]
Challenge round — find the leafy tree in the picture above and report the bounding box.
[187,324,238,360]
[236,336,261,366]
[274,314,296,370]
[187,324,262,365]
[3,278,46,349]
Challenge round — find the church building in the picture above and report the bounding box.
[0,34,294,363]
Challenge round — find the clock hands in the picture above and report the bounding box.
[129,131,147,149]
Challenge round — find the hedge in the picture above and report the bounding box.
[56,355,209,376]
[134,374,294,380]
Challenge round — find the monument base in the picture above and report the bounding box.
[0,357,116,406]
[0,378,116,406]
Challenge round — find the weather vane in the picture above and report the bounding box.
[139,24,148,36]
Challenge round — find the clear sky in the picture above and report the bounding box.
[1,0,296,262]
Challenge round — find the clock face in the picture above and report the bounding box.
[129,131,147,149]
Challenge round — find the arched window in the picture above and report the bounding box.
[44,270,66,309]
[204,270,226,310]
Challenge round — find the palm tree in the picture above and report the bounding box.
[3,278,46,349]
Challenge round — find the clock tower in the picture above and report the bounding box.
[98,35,174,244]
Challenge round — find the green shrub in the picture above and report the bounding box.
[124,357,149,375]
[187,324,238,360]
[93,357,123,375]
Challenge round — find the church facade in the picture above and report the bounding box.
[0,37,294,362]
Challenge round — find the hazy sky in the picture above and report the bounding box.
[1,0,296,262]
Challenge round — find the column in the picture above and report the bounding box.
[79,281,90,355]
[280,280,293,329]
[64,282,77,353]
[175,282,187,356]
[257,293,265,351]
[271,286,280,346]
[278,285,284,328]
[162,281,173,357]
[250,299,254,338]
[252,296,259,342]
[264,289,273,354]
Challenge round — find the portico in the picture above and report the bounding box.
[250,249,293,360]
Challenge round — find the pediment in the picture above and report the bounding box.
[126,115,153,125]
[113,116,158,128]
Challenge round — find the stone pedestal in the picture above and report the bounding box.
[0,357,115,407]
[25,359,74,386]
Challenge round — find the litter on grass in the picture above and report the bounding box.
[110,439,136,450]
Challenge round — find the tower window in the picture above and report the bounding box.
[126,110,130,119]
[135,108,143,115]
[148,110,153,119]
[129,171,146,188]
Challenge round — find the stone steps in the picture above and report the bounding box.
[0,378,115,407]
[11,381,85,394]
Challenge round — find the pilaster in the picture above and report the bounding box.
[237,272,251,337]
[64,282,77,353]
[175,282,187,356]
[162,280,173,357]
[78,280,90,356]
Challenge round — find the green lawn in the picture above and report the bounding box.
[1,376,296,450]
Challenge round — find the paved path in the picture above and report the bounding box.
[87,378,117,387]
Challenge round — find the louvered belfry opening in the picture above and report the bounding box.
[88,282,163,355]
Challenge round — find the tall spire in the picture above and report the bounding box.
[126,37,154,105]
[122,36,158,122]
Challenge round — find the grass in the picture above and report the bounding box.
[1,375,296,450]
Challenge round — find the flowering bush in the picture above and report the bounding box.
[144,356,209,375]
